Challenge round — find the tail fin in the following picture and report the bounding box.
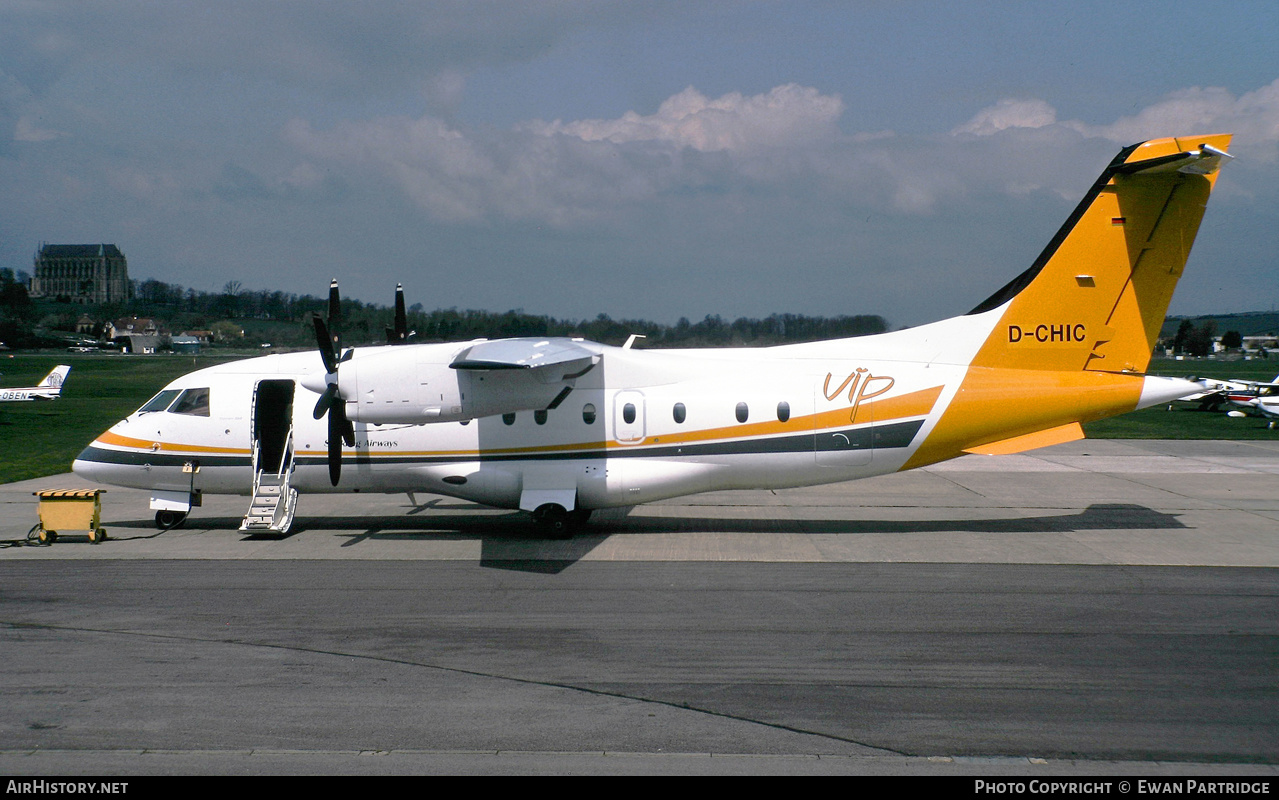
[38,365,71,390]
[968,134,1232,374]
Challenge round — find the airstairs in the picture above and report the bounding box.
[241,379,299,534]
[240,433,298,533]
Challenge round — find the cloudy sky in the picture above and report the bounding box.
[2,1,1277,328]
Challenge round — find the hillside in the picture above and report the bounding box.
[1160,311,1279,338]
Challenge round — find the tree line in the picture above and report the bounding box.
[9,273,890,349]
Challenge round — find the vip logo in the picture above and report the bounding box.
[823,368,895,424]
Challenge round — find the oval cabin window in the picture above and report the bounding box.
[623,403,637,425]
[673,403,686,424]
[582,403,597,425]
[735,402,749,423]
[777,401,790,423]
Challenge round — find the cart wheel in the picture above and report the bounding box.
[38,528,57,544]
[89,527,107,543]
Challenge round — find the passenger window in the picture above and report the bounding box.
[673,402,686,424]
[777,401,790,423]
[623,403,636,424]
[736,402,749,423]
[534,409,548,425]
[582,403,597,425]
[138,389,180,414]
[171,388,211,417]
[502,413,516,425]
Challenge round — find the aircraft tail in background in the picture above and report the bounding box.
[37,365,72,391]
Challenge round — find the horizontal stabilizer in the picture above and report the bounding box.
[1112,144,1232,176]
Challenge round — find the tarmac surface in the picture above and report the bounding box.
[1,439,1277,776]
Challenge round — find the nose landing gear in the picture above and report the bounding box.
[155,509,188,530]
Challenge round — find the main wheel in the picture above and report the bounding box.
[532,504,594,539]
[38,528,57,544]
[155,509,188,529]
[532,504,574,540]
[89,527,108,543]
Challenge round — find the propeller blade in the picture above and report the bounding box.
[313,383,336,420]
[327,279,342,352]
[388,283,408,343]
[312,317,338,374]
[327,408,343,486]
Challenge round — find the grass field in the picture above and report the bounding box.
[0,351,1275,485]
[1083,357,1279,439]
[0,352,244,484]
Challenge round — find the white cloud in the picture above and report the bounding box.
[14,115,66,142]
[527,83,845,152]
[286,84,847,226]
[958,80,1279,161]
[952,98,1057,136]
[1070,78,1279,160]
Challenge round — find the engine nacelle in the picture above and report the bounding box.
[335,346,583,425]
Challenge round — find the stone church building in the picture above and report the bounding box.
[29,243,132,304]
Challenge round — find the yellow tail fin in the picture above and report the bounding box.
[902,135,1232,469]
[968,134,1232,374]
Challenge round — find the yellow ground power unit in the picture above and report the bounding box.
[30,489,107,544]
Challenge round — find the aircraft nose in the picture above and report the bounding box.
[72,442,117,484]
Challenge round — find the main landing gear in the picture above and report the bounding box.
[531,503,593,539]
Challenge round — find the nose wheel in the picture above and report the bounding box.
[155,509,188,530]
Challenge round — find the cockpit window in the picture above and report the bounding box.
[170,387,211,416]
[138,389,181,414]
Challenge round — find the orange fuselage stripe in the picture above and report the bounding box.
[93,385,944,460]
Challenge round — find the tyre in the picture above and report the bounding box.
[155,509,188,529]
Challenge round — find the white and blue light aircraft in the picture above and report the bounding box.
[1,365,70,402]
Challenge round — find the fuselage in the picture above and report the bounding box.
[0,387,60,401]
[71,305,1191,513]
[72,135,1235,523]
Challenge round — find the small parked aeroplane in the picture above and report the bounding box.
[1171,377,1255,411]
[73,134,1233,535]
[1224,376,1279,427]
[0,365,70,402]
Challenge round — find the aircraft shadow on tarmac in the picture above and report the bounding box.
[94,502,1186,574]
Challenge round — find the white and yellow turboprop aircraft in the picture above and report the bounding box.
[0,365,70,402]
[73,134,1233,535]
